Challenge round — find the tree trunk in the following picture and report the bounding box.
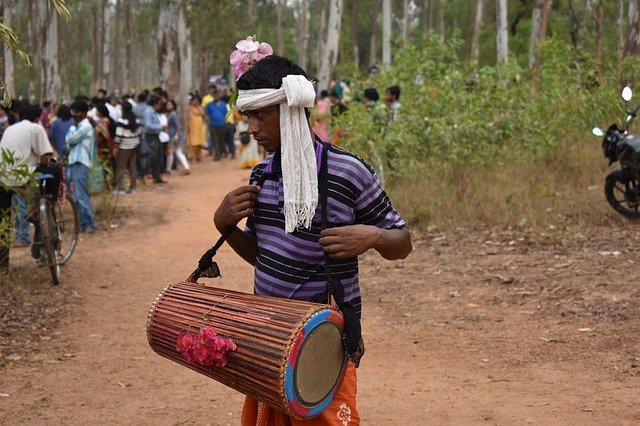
[297,0,309,70]
[27,0,38,101]
[317,0,327,77]
[177,0,192,133]
[496,0,508,64]
[124,0,132,93]
[158,2,180,97]
[470,0,484,61]
[528,0,552,70]
[402,0,409,44]
[113,0,121,94]
[423,0,432,41]
[40,0,60,103]
[382,0,391,65]
[592,0,604,86]
[101,0,111,91]
[351,0,359,69]
[529,0,553,94]
[91,0,100,93]
[438,0,445,44]
[567,0,581,48]
[626,0,640,55]
[276,0,285,56]
[369,1,378,66]
[318,0,344,94]
[2,0,15,98]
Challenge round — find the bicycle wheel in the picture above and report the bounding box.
[54,194,79,265]
[39,198,60,285]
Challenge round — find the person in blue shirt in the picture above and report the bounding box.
[48,104,73,156]
[65,100,97,233]
[143,96,167,184]
[204,89,228,161]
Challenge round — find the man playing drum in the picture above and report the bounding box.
[214,52,412,425]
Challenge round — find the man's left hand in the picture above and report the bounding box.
[319,225,381,259]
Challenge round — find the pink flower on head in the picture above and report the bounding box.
[230,36,274,80]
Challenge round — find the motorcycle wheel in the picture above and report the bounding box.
[604,169,640,219]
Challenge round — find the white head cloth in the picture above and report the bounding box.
[236,75,318,233]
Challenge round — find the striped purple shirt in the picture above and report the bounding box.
[245,141,405,318]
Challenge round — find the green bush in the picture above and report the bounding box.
[337,36,628,229]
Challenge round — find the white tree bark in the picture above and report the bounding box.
[2,0,15,98]
[402,0,409,44]
[276,0,285,56]
[496,0,508,64]
[470,0,484,61]
[101,0,111,90]
[177,0,192,132]
[529,1,543,69]
[382,0,391,65]
[627,0,640,55]
[40,0,60,102]
[369,3,378,66]
[318,0,343,93]
[124,0,132,92]
[157,2,180,96]
[297,0,309,69]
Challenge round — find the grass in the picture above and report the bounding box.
[390,135,613,231]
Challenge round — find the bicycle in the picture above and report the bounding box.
[34,167,79,285]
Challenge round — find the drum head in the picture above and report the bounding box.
[294,321,345,405]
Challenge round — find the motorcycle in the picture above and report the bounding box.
[592,86,640,218]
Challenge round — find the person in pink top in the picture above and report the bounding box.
[311,90,331,142]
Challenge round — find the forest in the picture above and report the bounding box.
[3,0,640,227]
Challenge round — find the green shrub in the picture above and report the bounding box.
[337,36,626,229]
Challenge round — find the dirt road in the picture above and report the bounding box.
[1,157,640,425]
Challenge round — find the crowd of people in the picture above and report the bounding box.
[0,77,401,271]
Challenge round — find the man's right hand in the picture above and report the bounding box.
[213,185,260,233]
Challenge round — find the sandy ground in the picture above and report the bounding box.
[1,156,640,425]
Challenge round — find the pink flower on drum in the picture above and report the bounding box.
[230,36,273,80]
[175,326,237,368]
[175,332,196,363]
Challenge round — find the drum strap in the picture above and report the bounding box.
[186,172,270,283]
[317,143,365,367]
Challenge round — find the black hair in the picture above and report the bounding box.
[148,95,161,106]
[70,99,89,114]
[57,104,72,121]
[364,87,379,102]
[387,85,400,100]
[137,92,148,103]
[152,87,162,94]
[160,90,168,99]
[43,100,52,108]
[97,88,107,96]
[237,55,311,118]
[18,103,42,122]
[121,101,138,132]
[95,103,110,118]
[237,55,308,90]
[320,90,329,97]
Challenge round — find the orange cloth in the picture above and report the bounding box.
[241,362,360,426]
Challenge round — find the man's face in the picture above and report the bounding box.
[152,102,162,112]
[245,104,280,153]
[71,109,86,124]
[385,91,394,105]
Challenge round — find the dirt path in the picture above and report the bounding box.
[2,158,640,425]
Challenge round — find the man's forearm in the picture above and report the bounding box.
[223,226,258,266]
[374,227,412,260]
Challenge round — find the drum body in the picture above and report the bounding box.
[147,282,347,419]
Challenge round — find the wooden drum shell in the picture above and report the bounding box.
[146,282,347,419]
